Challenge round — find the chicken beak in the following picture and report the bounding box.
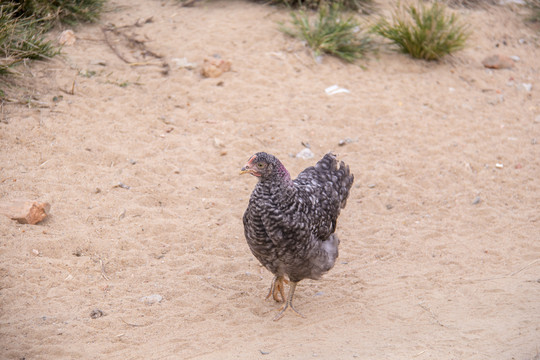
[240,155,257,175]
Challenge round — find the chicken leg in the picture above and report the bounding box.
[266,275,287,302]
[273,281,305,321]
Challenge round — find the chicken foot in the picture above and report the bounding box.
[265,275,288,302]
[273,281,305,321]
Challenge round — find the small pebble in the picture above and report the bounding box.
[472,196,481,205]
[140,294,163,305]
[260,350,270,355]
[114,182,131,190]
[338,138,357,146]
[495,163,504,169]
[522,83,532,92]
[171,57,196,70]
[58,30,76,46]
[90,309,105,319]
[367,184,376,188]
[213,137,225,148]
[296,148,314,160]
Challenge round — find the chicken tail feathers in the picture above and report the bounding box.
[314,153,354,209]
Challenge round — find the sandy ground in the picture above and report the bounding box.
[1,0,539,359]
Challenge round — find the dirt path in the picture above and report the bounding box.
[1,1,539,359]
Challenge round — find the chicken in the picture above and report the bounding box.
[240,152,354,321]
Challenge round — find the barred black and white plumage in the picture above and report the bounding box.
[240,152,354,320]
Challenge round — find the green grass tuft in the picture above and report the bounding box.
[372,1,470,61]
[0,4,59,75]
[280,3,373,63]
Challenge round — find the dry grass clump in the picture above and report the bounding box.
[525,0,540,23]
[0,4,59,75]
[0,0,104,76]
[255,0,374,13]
[18,0,105,27]
[280,3,373,62]
[372,1,470,60]
[444,0,498,8]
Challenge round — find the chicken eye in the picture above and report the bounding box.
[257,163,265,169]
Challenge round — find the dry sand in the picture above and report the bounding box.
[1,0,539,359]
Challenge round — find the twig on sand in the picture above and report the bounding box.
[418,302,445,327]
[129,61,162,67]
[2,97,50,108]
[101,20,168,75]
[473,258,540,282]
[121,318,150,327]
[99,258,110,281]
[508,258,540,276]
[0,101,6,123]
[59,79,76,95]
[92,255,110,281]
[293,53,310,69]
[76,36,102,42]
[102,26,131,64]
[181,0,201,7]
